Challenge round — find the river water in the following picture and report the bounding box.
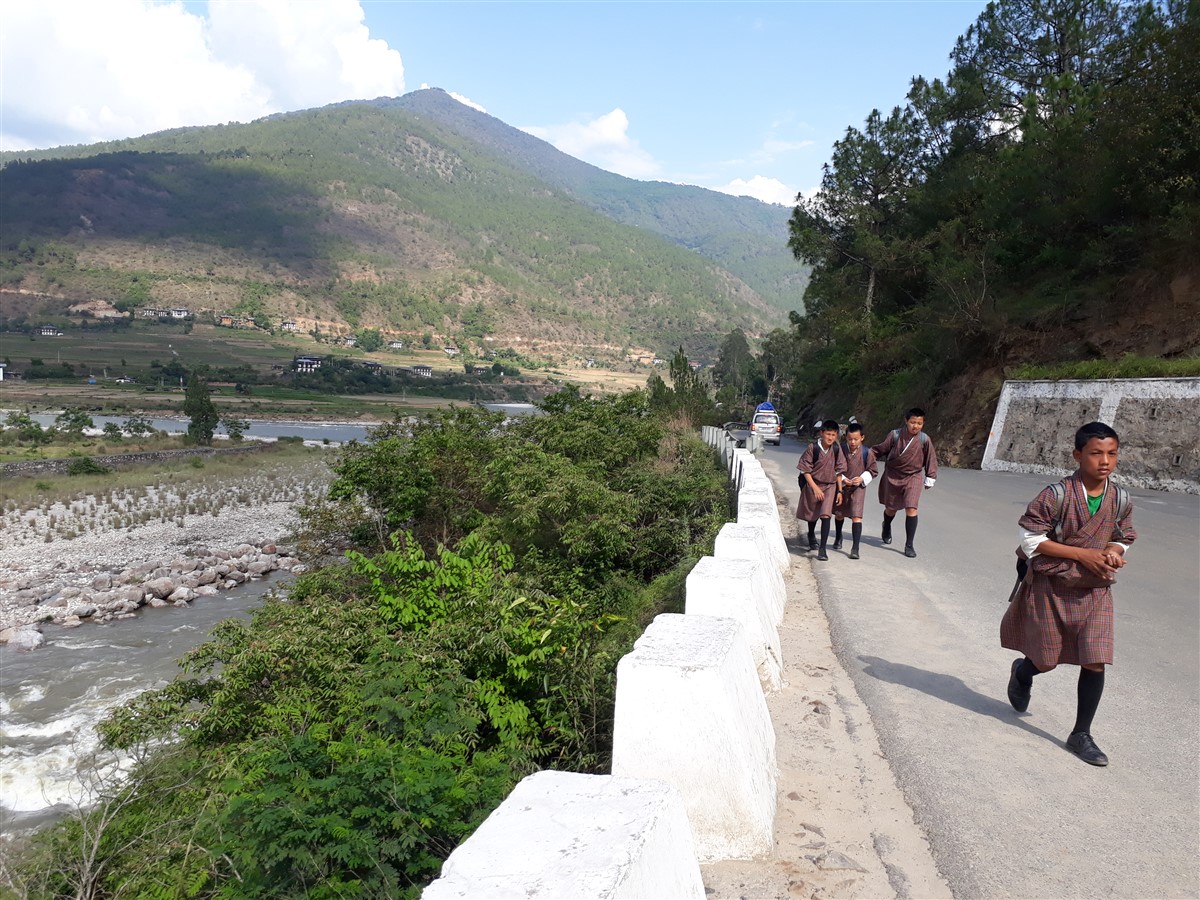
[15,402,539,443]
[0,576,289,834]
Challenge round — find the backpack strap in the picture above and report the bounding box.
[1113,484,1131,523]
[1046,481,1067,537]
[862,446,869,467]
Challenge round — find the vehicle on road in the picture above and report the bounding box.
[750,401,783,446]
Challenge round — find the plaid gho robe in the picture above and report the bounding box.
[871,429,938,511]
[1001,472,1136,669]
[833,444,878,520]
[795,441,847,521]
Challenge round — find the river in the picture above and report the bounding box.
[14,402,539,443]
[0,575,289,833]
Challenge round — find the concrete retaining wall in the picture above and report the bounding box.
[422,425,790,896]
[982,378,1200,493]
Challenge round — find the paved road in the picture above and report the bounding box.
[758,441,1200,899]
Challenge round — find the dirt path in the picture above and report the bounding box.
[700,518,951,900]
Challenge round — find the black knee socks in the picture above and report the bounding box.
[835,519,844,541]
[808,520,817,541]
[819,517,831,550]
[882,513,895,540]
[1015,658,1039,688]
[1073,668,1105,735]
[905,514,918,548]
[851,521,862,549]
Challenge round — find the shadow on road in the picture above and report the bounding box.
[857,654,1064,747]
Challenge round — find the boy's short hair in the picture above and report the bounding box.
[845,422,864,435]
[820,419,840,431]
[905,407,926,420]
[1075,421,1120,450]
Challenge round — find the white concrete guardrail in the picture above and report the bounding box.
[422,425,787,898]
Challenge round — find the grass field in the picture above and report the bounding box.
[7,321,477,377]
[2,320,654,418]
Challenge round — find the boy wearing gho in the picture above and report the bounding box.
[1001,422,1136,767]
[795,420,847,561]
[870,407,938,558]
[832,422,878,559]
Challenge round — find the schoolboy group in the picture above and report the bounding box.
[794,411,1135,767]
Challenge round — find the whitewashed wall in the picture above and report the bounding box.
[983,378,1200,492]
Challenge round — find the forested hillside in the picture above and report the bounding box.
[0,92,798,361]
[772,0,1198,461]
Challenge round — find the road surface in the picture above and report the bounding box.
[757,440,1200,899]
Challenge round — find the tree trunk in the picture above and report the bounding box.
[864,266,876,317]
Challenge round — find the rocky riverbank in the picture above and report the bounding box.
[0,458,330,649]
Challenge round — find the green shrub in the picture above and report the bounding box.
[66,457,109,476]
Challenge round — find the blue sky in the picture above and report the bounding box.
[1,0,988,205]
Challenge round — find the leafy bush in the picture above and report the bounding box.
[66,457,109,476]
[10,388,732,898]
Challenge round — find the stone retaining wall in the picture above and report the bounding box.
[421,426,788,898]
[982,378,1200,492]
[1,445,271,479]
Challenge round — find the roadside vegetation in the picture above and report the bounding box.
[1,381,732,899]
[766,0,1198,438]
[1010,354,1200,381]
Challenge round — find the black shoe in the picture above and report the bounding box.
[881,527,892,545]
[849,547,860,559]
[1066,731,1109,767]
[1007,659,1030,712]
[904,546,917,558]
[832,539,843,551]
[808,538,819,551]
[816,550,829,561]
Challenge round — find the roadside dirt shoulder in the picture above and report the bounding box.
[701,520,951,899]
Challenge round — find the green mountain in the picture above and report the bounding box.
[0,89,805,361]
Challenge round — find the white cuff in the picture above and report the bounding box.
[1020,528,1049,558]
[860,471,873,487]
[923,476,935,488]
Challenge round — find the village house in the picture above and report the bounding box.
[38,325,64,336]
[138,307,171,319]
[280,320,298,332]
[217,314,252,328]
[293,355,323,373]
[443,346,460,357]
[388,340,405,349]
[0,362,5,381]
[169,307,191,319]
[411,364,433,378]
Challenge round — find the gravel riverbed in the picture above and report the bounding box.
[0,458,330,643]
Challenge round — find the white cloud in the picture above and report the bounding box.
[712,176,799,207]
[522,109,661,179]
[421,85,486,114]
[0,0,405,151]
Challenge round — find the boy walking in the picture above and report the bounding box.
[832,422,878,559]
[1001,422,1135,766]
[796,420,846,561]
[870,407,938,558]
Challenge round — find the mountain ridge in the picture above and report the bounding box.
[0,89,806,362]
